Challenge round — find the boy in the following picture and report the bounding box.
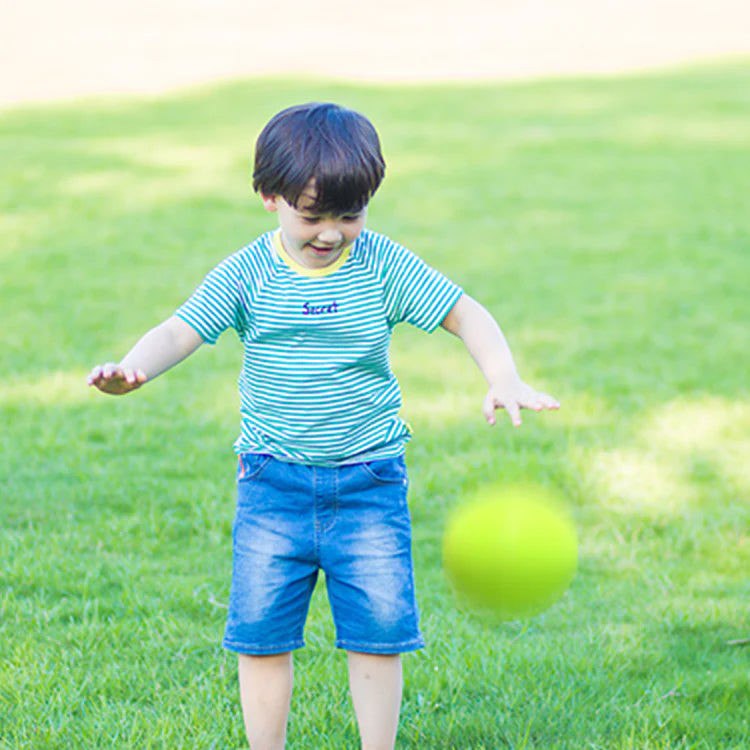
[88,102,558,750]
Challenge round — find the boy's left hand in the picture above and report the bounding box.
[483,380,559,428]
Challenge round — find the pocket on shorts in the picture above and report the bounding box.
[358,456,408,485]
[237,453,273,482]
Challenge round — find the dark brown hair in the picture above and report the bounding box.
[253,103,386,215]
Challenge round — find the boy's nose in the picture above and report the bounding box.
[317,227,343,244]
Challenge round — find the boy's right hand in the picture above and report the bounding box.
[87,363,147,395]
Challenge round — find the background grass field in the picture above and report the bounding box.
[1,61,749,749]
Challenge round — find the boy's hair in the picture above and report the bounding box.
[253,102,386,215]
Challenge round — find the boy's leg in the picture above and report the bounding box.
[347,651,403,750]
[238,652,293,750]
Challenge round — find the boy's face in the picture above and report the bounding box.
[262,183,367,271]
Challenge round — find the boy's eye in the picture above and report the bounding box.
[299,213,362,224]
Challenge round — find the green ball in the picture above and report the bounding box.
[443,484,577,620]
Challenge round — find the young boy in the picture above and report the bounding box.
[88,102,558,750]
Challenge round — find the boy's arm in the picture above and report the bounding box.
[87,315,204,395]
[440,294,559,427]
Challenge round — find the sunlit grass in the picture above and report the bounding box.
[0,371,94,407]
[584,397,750,514]
[2,62,749,748]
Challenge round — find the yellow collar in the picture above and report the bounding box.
[273,231,351,278]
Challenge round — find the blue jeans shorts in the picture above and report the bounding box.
[222,453,425,656]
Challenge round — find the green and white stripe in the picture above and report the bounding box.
[176,229,462,465]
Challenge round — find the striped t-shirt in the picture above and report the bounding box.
[176,229,463,465]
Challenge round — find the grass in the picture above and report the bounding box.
[1,60,749,748]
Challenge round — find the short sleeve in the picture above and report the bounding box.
[380,239,463,332]
[175,256,247,344]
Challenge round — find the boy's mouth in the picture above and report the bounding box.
[309,244,337,253]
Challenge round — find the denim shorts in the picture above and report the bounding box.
[222,453,425,656]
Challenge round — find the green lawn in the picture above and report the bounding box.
[1,61,749,749]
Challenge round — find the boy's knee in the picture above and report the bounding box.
[239,652,293,672]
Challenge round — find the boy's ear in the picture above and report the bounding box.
[261,194,278,213]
